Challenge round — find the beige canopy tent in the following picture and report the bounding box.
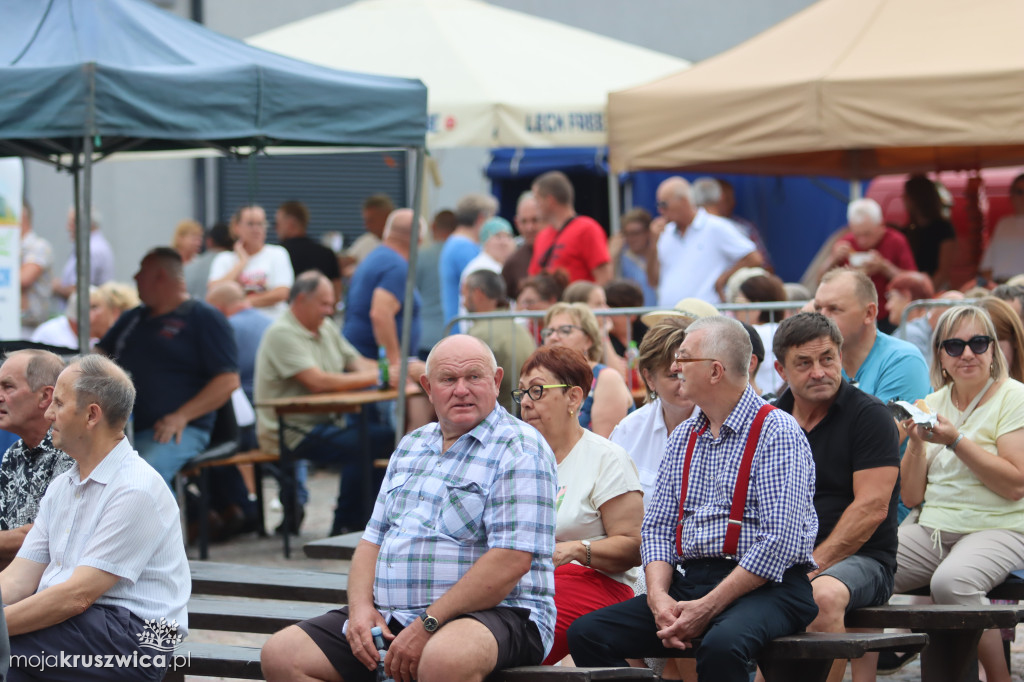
[607,0,1024,177]
[248,0,689,149]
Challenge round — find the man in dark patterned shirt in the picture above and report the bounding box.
[0,350,71,567]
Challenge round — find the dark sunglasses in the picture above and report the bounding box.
[940,335,993,357]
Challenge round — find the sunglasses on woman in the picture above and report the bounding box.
[939,335,994,357]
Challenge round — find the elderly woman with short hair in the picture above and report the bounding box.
[516,345,642,665]
[541,303,634,437]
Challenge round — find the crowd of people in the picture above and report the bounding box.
[4,169,1024,680]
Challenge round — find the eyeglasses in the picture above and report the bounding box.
[673,352,718,364]
[540,324,582,341]
[940,335,994,357]
[511,384,569,404]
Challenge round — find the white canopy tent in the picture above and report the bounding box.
[248,0,690,149]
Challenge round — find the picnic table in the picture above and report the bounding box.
[257,387,403,558]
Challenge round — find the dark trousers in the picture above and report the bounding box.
[293,420,394,532]
[567,559,818,682]
[9,604,167,682]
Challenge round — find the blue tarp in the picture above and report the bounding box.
[486,147,850,282]
[0,0,428,156]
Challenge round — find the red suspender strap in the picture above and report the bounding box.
[674,423,707,558]
[722,404,776,556]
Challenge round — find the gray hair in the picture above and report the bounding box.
[847,198,883,225]
[660,176,693,202]
[289,270,329,303]
[2,350,65,391]
[516,191,536,212]
[686,315,752,380]
[464,269,506,303]
[454,194,498,227]
[66,355,136,430]
[65,286,99,323]
[929,305,1007,388]
[424,335,498,375]
[692,177,723,208]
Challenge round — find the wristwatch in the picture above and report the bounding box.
[420,611,440,633]
[581,539,592,567]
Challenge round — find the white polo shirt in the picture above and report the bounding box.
[656,208,755,305]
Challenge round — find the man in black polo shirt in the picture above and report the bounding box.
[276,201,342,301]
[772,312,900,682]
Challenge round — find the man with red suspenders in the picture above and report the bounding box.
[568,316,819,681]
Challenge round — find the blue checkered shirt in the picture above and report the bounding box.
[641,386,818,582]
[363,405,558,653]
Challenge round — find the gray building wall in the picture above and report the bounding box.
[24,0,815,281]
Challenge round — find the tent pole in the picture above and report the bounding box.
[395,145,426,447]
[607,167,621,235]
[849,179,862,201]
[77,135,93,351]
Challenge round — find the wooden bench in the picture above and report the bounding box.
[304,530,365,560]
[842,592,1024,682]
[190,560,348,603]
[662,631,928,682]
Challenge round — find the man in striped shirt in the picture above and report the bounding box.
[262,335,557,682]
[569,316,819,682]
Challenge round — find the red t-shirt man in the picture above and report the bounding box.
[528,215,610,283]
[837,227,917,322]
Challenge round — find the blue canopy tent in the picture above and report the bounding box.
[0,0,428,368]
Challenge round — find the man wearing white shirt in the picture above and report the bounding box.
[646,177,762,306]
[208,205,295,317]
[0,355,190,681]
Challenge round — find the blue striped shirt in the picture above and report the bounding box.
[363,405,557,653]
[641,386,818,582]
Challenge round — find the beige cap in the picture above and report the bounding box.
[640,297,720,328]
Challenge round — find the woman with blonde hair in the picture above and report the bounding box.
[896,305,1024,682]
[172,219,204,264]
[541,302,634,437]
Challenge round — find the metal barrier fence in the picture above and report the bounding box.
[897,298,982,341]
[446,300,809,403]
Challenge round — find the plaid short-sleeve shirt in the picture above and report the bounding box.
[363,405,557,653]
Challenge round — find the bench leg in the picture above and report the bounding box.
[254,462,268,537]
[759,658,832,682]
[916,629,983,682]
[198,468,211,560]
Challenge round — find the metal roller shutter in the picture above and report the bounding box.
[218,151,408,246]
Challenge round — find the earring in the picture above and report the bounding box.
[569,408,574,417]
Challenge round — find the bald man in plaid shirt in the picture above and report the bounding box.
[262,335,557,682]
[569,316,819,682]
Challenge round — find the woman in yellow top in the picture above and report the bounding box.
[897,305,1024,682]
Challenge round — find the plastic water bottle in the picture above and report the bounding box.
[625,340,639,391]
[377,347,390,390]
[370,626,394,682]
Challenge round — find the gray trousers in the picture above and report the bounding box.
[894,523,1024,604]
